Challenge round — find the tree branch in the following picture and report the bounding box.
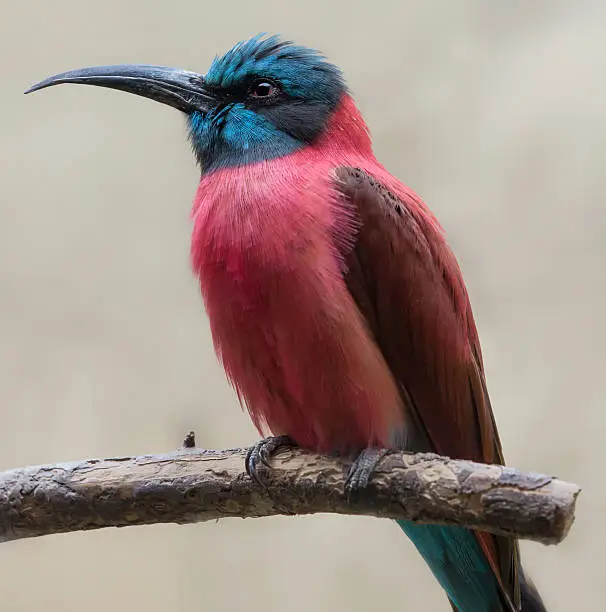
[0,443,579,544]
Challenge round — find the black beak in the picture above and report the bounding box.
[25,64,213,113]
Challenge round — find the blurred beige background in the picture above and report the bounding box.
[0,1,603,610]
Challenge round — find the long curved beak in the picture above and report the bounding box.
[24,64,213,113]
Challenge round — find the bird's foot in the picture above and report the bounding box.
[345,448,390,496]
[245,435,297,487]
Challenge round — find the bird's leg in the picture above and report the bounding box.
[245,434,297,487]
[345,447,390,495]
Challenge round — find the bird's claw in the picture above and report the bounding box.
[245,435,296,487]
[345,448,389,496]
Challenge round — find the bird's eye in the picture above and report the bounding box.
[249,79,279,99]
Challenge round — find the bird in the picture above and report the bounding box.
[26,34,547,612]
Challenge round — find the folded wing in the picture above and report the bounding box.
[334,166,519,611]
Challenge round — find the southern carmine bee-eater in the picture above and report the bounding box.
[26,35,546,612]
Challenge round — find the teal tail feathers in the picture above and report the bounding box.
[397,520,503,611]
[396,521,546,611]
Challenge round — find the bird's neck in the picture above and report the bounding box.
[192,94,375,210]
[198,93,374,174]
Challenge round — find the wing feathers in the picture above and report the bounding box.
[333,166,519,610]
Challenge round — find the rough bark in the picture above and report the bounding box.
[0,444,579,544]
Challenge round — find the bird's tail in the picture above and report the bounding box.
[519,570,547,612]
[396,520,547,612]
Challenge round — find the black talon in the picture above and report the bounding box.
[245,435,297,486]
[345,448,389,496]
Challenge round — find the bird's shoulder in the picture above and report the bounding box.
[333,165,412,225]
[331,165,443,265]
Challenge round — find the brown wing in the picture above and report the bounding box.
[334,166,520,610]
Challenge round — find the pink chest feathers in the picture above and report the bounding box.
[190,158,404,454]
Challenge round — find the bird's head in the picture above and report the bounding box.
[26,35,350,174]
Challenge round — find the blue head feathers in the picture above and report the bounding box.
[205,34,344,105]
[188,35,347,173]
